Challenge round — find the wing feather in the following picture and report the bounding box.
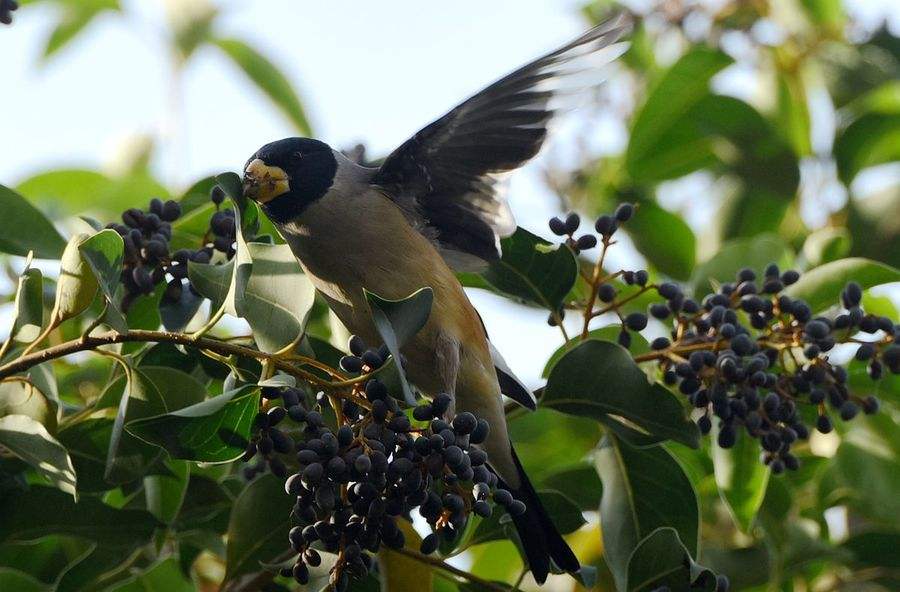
[373,15,629,268]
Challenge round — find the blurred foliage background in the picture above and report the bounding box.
[1,1,899,591]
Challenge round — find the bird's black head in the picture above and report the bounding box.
[242,137,337,223]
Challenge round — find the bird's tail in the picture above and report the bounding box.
[499,444,580,584]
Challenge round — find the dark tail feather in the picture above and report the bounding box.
[499,445,580,584]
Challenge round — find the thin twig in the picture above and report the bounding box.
[388,547,515,592]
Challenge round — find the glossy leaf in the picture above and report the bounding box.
[78,229,127,332]
[0,569,45,592]
[126,385,259,463]
[626,48,733,180]
[0,184,67,259]
[542,325,649,378]
[224,473,292,582]
[0,415,76,498]
[625,200,696,280]
[57,418,119,492]
[7,260,44,344]
[0,379,57,432]
[238,243,315,353]
[596,435,699,590]
[712,425,769,533]
[626,528,717,592]
[365,287,434,405]
[543,340,699,447]
[213,38,312,134]
[106,557,195,592]
[539,463,604,511]
[786,257,900,313]
[49,233,99,327]
[472,227,578,311]
[379,520,433,592]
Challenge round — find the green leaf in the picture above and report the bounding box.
[0,415,76,498]
[471,227,577,311]
[712,424,770,533]
[237,243,315,353]
[802,227,852,267]
[625,200,696,280]
[106,557,196,592]
[106,365,167,484]
[535,490,586,534]
[775,69,812,156]
[213,38,312,134]
[690,234,789,296]
[0,485,157,546]
[49,233,99,327]
[78,229,127,332]
[42,1,119,60]
[224,473,291,582]
[800,0,845,30]
[835,112,900,183]
[786,257,900,313]
[365,287,434,405]
[626,528,717,592]
[126,385,259,463]
[57,419,118,492]
[0,184,67,259]
[215,173,257,317]
[626,48,734,181]
[0,569,46,592]
[539,462,603,511]
[188,259,234,314]
[144,459,190,524]
[6,260,44,345]
[596,435,699,590]
[543,325,649,378]
[543,340,699,448]
[0,379,57,432]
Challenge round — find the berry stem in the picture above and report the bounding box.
[580,237,611,339]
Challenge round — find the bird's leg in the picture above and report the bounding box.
[434,332,461,419]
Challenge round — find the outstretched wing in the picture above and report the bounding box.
[372,15,629,270]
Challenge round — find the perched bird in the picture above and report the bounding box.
[242,17,628,583]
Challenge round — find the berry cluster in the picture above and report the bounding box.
[240,335,510,590]
[0,0,18,25]
[550,205,898,474]
[106,186,237,309]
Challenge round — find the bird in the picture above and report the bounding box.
[242,16,629,584]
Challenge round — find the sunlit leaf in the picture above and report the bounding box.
[49,233,99,327]
[0,415,76,498]
[79,229,127,332]
[7,260,44,344]
[213,38,312,134]
[786,257,900,313]
[239,243,315,353]
[690,234,789,296]
[626,48,733,180]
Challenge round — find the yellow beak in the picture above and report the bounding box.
[243,158,290,204]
